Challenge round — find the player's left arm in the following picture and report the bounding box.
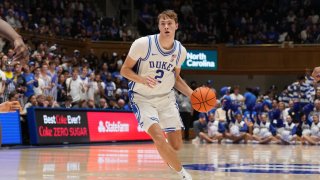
[174,46,193,97]
[174,68,193,97]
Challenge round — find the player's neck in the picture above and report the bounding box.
[158,34,174,50]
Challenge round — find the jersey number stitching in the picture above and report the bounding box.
[155,69,164,83]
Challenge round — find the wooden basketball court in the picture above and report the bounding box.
[0,142,319,179]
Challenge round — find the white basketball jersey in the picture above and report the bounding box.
[128,34,186,98]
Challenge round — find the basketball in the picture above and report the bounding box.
[190,87,217,112]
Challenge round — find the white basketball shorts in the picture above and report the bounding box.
[129,91,184,132]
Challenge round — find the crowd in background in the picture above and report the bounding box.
[1,0,320,145]
[0,41,131,112]
[0,0,136,42]
[136,0,320,44]
[1,0,320,44]
[189,74,320,145]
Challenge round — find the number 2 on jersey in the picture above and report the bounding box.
[155,69,164,83]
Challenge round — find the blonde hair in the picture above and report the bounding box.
[157,10,178,23]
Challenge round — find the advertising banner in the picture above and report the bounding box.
[27,108,151,144]
[28,108,89,144]
[87,112,151,142]
[181,50,218,70]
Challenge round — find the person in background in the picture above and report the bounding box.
[249,113,277,144]
[230,85,244,107]
[176,90,192,140]
[117,98,130,111]
[277,115,298,145]
[66,69,85,105]
[22,64,37,103]
[192,113,210,143]
[97,97,109,109]
[56,74,67,104]
[61,95,73,108]
[46,95,60,108]
[0,65,6,103]
[225,111,248,143]
[301,114,320,145]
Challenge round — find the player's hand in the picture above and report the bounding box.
[312,66,320,82]
[142,75,157,88]
[0,101,22,112]
[12,37,29,65]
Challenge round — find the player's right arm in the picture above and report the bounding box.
[120,37,157,88]
[121,56,157,88]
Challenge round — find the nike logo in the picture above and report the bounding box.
[152,53,158,56]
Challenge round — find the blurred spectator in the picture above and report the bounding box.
[176,90,192,140]
[66,69,85,104]
[230,85,244,106]
[46,95,60,108]
[57,74,67,103]
[48,62,58,100]
[22,64,37,101]
[87,72,98,101]
[39,64,52,97]
[61,95,73,108]
[22,95,37,115]
[0,65,6,103]
[94,73,106,106]
[117,98,130,111]
[36,94,46,107]
[104,72,116,100]
[87,99,96,109]
[79,67,89,100]
[97,97,109,109]
[33,67,44,96]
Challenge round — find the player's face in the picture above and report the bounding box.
[158,17,178,37]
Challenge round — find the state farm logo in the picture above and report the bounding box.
[98,120,129,133]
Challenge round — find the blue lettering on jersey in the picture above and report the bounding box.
[149,61,174,71]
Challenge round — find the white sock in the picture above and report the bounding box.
[177,167,192,179]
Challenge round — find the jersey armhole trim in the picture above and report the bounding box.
[176,42,182,66]
[140,36,152,61]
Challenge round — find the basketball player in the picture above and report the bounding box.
[120,10,193,179]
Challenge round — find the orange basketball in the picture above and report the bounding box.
[191,87,217,112]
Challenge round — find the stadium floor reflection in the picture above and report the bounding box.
[0,143,320,180]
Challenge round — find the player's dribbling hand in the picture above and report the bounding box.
[312,66,320,82]
[142,76,157,88]
[12,37,29,65]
